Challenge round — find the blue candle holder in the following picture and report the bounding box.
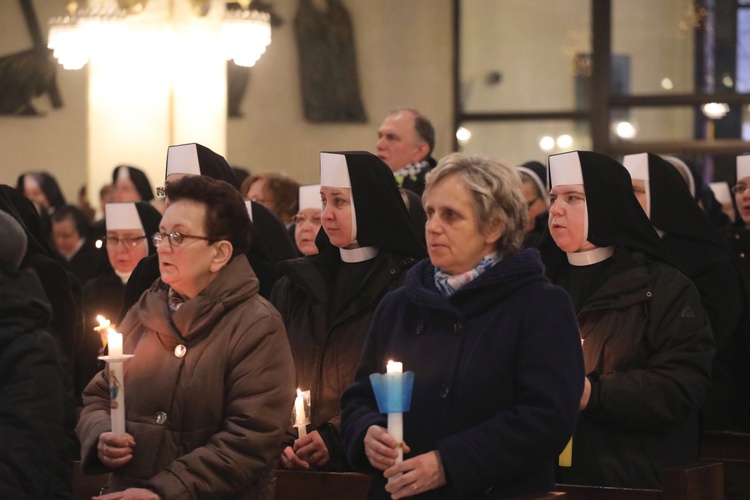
[369,371,415,413]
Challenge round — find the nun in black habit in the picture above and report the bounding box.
[270,151,426,472]
[112,165,155,203]
[540,151,714,489]
[78,202,162,405]
[119,143,297,320]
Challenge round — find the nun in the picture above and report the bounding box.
[112,165,155,203]
[78,202,161,404]
[292,184,322,256]
[540,150,714,489]
[517,160,549,248]
[623,152,743,353]
[16,171,67,215]
[120,143,297,319]
[270,151,426,472]
[725,154,750,281]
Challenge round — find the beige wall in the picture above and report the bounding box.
[0,0,453,202]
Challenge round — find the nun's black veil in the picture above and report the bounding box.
[314,151,427,260]
[539,151,676,281]
[113,165,155,202]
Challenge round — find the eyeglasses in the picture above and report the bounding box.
[106,236,147,248]
[293,213,322,225]
[731,184,750,195]
[156,186,166,197]
[152,231,214,247]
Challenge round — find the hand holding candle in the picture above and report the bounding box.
[369,358,415,475]
[96,317,134,438]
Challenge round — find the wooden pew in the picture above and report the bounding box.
[556,462,723,500]
[699,430,750,499]
[275,470,372,500]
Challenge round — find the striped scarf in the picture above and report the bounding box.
[434,252,501,297]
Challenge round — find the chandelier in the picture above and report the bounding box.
[47,0,272,70]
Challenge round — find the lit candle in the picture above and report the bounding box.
[294,388,307,437]
[106,327,126,436]
[386,360,404,464]
[94,315,111,347]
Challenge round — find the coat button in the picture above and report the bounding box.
[174,345,187,358]
[155,411,167,425]
[439,385,450,398]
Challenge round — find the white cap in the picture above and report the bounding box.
[709,182,732,205]
[622,153,651,219]
[622,153,650,181]
[166,144,201,178]
[105,202,143,231]
[299,185,321,211]
[320,153,351,188]
[244,200,254,222]
[549,152,584,187]
[116,166,130,181]
[737,155,750,181]
[23,174,39,191]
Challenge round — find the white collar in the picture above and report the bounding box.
[340,246,378,263]
[566,246,615,266]
[114,269,132,284]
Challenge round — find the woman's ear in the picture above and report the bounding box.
[210,240,234,272]
[484,218,505,246]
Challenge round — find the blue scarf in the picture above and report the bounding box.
[434,252,501,297]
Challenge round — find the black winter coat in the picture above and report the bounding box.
[341,250,585,499]
[556,248,714,488]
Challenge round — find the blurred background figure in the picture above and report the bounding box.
[0,209,75,498]
[709,181,735,225]
[517,160,549,248]
[16,171,67,216]
[242,172,300,226]
[50,204,103,287]
[112,165,155,204]
[293,184,322,256]
[78,184,96,222]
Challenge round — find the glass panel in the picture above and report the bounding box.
[612,0,696,94]
[738,7,750,92]
[460,0,591,113]
[456,120,591,166]
[610,106,694,142]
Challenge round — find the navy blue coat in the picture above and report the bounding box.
[341,249,585,499]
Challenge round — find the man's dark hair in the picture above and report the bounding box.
[392,108,435,156]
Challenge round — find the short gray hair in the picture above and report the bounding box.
[423,153,528,255]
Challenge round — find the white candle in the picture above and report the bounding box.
[107,329,123,357]
[294,389,307,437]
[386,360,404,464]
[107,327,126,436]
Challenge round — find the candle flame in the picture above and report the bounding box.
[94,315,111,332]
[297,388,302,397]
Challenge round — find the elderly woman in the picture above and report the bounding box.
[76,176,295,499]
[340,153,584,499]
[271,151,426,473]
[292,184,322,256]
[541,150,714,488]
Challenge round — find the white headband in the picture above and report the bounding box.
[23,174,40,191]
[549,151,588,245]
[106,202,143,231]
[320,153,357,243]
[116,166,130,181]
[166,144,201,178]
[244,200,254,223]
[709,182,732,205]
[299,184,321,211]
[737,155,750,181]
[622,153,651,218]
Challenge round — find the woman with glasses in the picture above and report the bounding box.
[77,175,295,499]
[271,151,426,473]
[78,201,161,406]
[292,184,322,256]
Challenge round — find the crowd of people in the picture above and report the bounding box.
[1,107,750,499]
